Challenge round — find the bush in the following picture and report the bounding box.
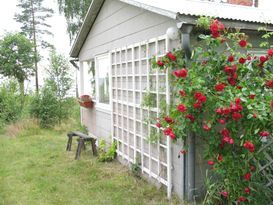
[0,81,22,128]
[30,87,59,128]
[30,86,77,128]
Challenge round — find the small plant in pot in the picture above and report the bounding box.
[78,95,93,108]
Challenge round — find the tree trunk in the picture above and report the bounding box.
[31,0,39,93]
[19,80,25,109]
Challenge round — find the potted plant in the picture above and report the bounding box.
[78,95,94,108]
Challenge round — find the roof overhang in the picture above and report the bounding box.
[70,0,273,58]
[70,0,105,58]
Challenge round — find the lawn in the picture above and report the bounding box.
[0,128,182,205]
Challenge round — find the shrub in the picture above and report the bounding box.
[30,87,59,128]
[0,81,22,128]
[152,18,273,204]
[98,139,117,162]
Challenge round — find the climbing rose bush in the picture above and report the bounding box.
[153,19,273,204]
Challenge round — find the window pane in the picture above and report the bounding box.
[97,56,109,104]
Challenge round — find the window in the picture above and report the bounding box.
[82,60,95,98]
[95,53,110,109]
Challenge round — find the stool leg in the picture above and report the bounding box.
[75,138,84,159]
[66,136,72,151]
[91,138,98,156]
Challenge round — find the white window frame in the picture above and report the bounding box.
[95,53,111,111]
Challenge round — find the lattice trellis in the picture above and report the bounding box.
[110,35,172,195]
[256,136,273,203]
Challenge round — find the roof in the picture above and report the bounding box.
[70,0,273,58]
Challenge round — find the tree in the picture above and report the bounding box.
[0,33,35,96]
[46,50,72,100]
[15,0,54,92]
[45,50,73,123]
[57,0,92,41]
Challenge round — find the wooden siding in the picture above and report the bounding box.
[78,0,177,61]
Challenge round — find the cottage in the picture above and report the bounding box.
[70,0,273,201]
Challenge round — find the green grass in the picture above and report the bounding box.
[0,129,182,205]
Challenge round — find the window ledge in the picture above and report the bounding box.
[95,103,111,113]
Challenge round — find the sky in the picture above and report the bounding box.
[0,0,71,56]
[0,0,73,89]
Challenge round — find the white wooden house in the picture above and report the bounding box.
[70,0,273,201]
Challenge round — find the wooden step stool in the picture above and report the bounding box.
[66,131,97,159]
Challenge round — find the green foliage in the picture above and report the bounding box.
[46,50,73,100]
[0,81,22,128]
[0,130,182,204]
[15,0,54,49]
[30,87,60,128]
[130,161,141,178]
[153,17,273,204]
[196,16,213,30]
[98,139,117,162]
[141,92,155,108]
[30,50,74,128]
[0,33,35,94]
[15,0,54,91]
[258,27,273,48]
[57,0,92,41]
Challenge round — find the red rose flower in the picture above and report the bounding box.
[194,91,202,99]
[180,150,187,154]
[186,114,195,122]
[164,116,174,124]
[260,55,268,63]
[229,138,234,144]
[238,196,247,202]
[259,131,270,137]
[253,113,257,118]
[228,77,236,86]
[194,102,202,109]
[249,94,255,99]
[217,154,223,162]
[244,187,251,194]
[224,65,237,74]
[203,124,211,131]
[239,39,247,47]
[220,191,228,198]
[228,55,234,62]
[169,131,176,139]
[244,141,255,153]
[268,48,273,56]
[207,160,214,166]
[215,83,226,92]
[210,19,225,38]
[218,119,225,124]
[177,104,187,113]
[266,79,273,88]
[221,128,230,137]
[179,90,186,97]
[194,92,207,103]
[216,108,223,115]
[156,122,161,128]
[157,60,164,67]
[173,68,188,78]
[244,172,251,181]
[239,57,246,64]
[166,52,176,61]
[163,127,172,136]
[223,107,231,115]
[235,98,241,105]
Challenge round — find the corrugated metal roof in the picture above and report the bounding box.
[121,0,273,23]
[70,0,273,58]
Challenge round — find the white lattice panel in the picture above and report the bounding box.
[111,36,171,192]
